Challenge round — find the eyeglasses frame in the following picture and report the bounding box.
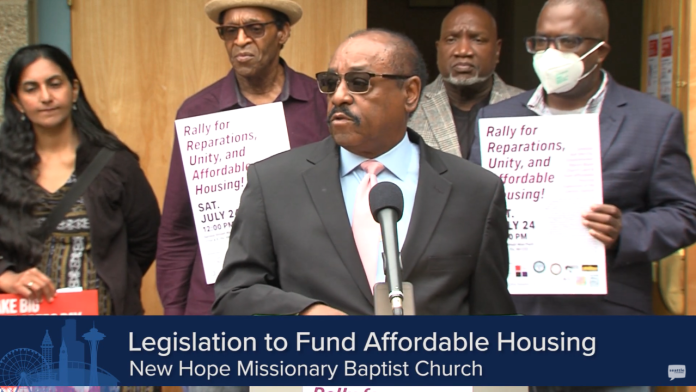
[524,35,604,54]
[216,21,277,41]
[315,71,413,95]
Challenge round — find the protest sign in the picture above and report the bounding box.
[479,114,606,295]
[175,102,290,283]
[0,289,98,315]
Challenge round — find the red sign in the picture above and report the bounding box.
[661,35,673,57]
[0,289,98,315]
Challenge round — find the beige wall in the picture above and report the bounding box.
[0,0,29,122]
[71,0,367,316]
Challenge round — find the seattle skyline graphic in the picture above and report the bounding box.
[0,319,119,391]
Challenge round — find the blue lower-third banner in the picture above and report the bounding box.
[0,316,692,387]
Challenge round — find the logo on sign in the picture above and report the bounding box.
[533,261,546,273]
[550,263,562,275]
[669,365,686,381]
[515,265,528,277]
[590,275,600,287]
[582,265,598,272]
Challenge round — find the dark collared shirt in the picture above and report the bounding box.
[157,59,330,315]
[450,91,491,159]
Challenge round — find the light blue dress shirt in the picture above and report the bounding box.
[339,133,420,283]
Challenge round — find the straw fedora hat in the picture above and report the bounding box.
[204,0,303,25]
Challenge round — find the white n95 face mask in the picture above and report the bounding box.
[533,41,604,94]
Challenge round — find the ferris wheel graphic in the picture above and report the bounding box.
[0,348,44,390]
[0,321,119,389]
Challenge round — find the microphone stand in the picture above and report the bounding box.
[379,207,404,316]
[369,181,414,316]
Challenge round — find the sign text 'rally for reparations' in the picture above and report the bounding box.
[485,124,560,203]
[183,120,251,196]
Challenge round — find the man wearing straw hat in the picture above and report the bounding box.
[157,0,329,323]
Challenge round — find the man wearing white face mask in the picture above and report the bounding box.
[531,38,605,97]
[471,0,696,326]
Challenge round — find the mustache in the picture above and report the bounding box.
[327,106,361,126]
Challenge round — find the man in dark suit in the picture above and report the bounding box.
[213,28,516,316]
[472,0,696,319]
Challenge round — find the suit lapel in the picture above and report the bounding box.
[302,139,374,304]
[423,77,462,157]
[599,79,627,158]
[401,132,452,278]
[490,73,517,105]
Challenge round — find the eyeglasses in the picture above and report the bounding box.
[216,21,276,40]
[525,35,603,54]
[315,72,412,94]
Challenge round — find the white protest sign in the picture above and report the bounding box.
[478,114,606,295]
[175,102,290,284]
[304,388,471,392]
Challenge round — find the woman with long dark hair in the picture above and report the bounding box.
[0,44,160,317]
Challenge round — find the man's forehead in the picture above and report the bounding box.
[442,6,494,35]
[330,35,393,69]
[344,33,393,49]
[537,4,592,35]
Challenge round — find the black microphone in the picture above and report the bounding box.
[369,182,405,316]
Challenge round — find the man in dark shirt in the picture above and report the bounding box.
[449,91,490,155]
[156,0,330,316]
[409,3,522,158]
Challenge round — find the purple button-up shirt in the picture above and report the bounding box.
[157,59,330,315]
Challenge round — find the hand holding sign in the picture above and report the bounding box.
[582,204,623,249]
[0,267,55,302]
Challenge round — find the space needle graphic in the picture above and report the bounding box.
[82,323,105,386]
[0,320,119,389]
